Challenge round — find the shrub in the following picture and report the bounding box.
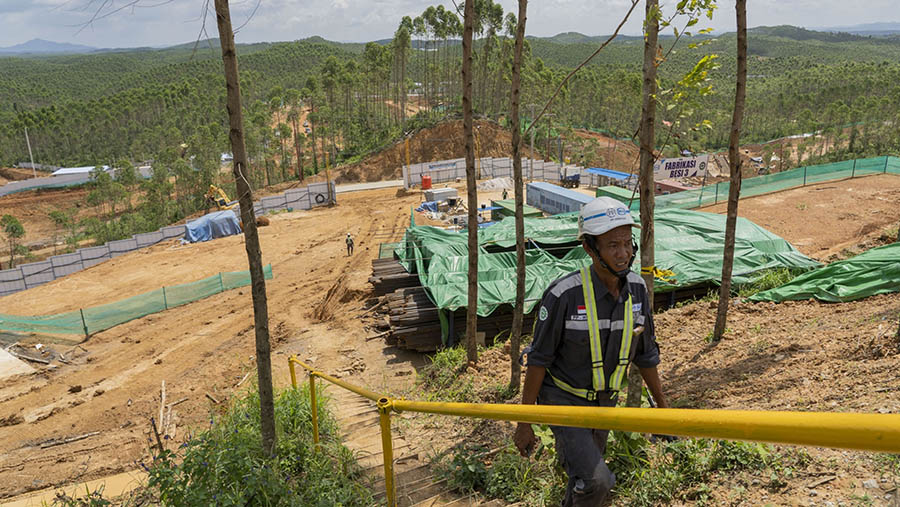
[145,385,373,506]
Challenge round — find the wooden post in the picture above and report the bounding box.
[162,286,168,310]
[80,308,89,338]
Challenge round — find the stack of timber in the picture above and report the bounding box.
[386,286,536,352]
[370,258,420,296]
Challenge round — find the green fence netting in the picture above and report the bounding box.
[647,156,900,211]
[750,242,900,303]
[395,210,819,316]
[0,265,273,335]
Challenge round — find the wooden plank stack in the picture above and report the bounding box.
[369,257,421,296]
[383,286,537,353]
[371,253,714,353]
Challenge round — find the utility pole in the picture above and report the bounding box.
[24,127,36,179]
[527,104,537,181]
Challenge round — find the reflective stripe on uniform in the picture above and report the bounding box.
[549,267,634,400]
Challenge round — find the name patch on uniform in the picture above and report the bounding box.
[539,306,548,321]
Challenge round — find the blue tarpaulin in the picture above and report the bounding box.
[184,210,242,243]
[416,201,440,213]
[585,167,634,181]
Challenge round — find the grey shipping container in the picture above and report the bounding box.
[424,187,458,202]
[526,182,593,216]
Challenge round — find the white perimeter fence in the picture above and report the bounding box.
[402,157,619,189]
[0,181,335,298]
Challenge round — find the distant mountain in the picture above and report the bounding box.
[814,22,900,37]
[749,25,875,43]
[0,38,96,55]
[532,32,646,44]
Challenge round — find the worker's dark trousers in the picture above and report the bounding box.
[538,385,616,507]
[347,245,353,256]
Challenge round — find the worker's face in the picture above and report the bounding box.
[587,226,634,273]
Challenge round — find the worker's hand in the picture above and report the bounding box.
[514,422,537,457]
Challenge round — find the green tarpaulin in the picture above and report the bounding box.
[395,209,819,316]
[750,242,900,303]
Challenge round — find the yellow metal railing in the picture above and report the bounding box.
[289,355,900,507]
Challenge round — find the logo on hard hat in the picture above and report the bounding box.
[617,207,628,216]
[606,208,616,219]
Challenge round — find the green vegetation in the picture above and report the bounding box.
[144,385,372,506]
[736,268,798,298]
[1,214,26,269]
[5,4,900,175]
[432,439,564,505]
[47,385,372,506]
[432,427,806,506]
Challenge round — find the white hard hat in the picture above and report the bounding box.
[577,196,639,240]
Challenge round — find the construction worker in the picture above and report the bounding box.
[346,233,354,256]
[502,188,508,200]
[513,196,668,506]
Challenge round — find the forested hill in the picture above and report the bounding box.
[3,21,900,171]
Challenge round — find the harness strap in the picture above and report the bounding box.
[548,267,634,400]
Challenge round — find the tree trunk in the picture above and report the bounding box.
[213,0,276,456]
[462,0,479,365]
[713,0,748,342]
[628,0,660,408]
[508,0,528,394]
[291,116,304,181]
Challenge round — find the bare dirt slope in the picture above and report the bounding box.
[0,187,423,499]
[333,119,540,183]
[0,186,92,248]
[700,173,900,260]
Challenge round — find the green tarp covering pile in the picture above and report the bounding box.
[0,265,273,335]
[395,209,819,316]
[751,242,900,303]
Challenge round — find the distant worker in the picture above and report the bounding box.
[502,188,508,200]
[513,196,668,506]
[346,233,354,256]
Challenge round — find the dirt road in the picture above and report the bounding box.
[700,173,900,260]
[0,187,422,499]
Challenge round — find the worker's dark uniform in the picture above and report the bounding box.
[524,268,660,506]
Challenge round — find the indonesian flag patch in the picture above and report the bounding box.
[577,305,586,315]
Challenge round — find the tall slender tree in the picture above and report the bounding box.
[713,0,748,342]
[628,0,660,408]
[508,0,528,393]
[213,0,276,456]
[463,0,479,365]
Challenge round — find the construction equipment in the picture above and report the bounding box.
[205,185,238,210]
[560,173,581,188]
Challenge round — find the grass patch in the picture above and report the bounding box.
[141,385,373,506]
[431,428,807,506]
[431,431,565,506]
[737,268,798,298]
[417,345,475,402]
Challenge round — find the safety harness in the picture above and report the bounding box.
[549,267,634,401]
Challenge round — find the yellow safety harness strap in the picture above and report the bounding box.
[640,265,677,283]
[547,267,634,401]
[581,267,605,394]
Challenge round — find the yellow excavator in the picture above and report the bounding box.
[205,185,238,210]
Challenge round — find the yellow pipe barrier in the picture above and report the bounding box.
[287,356,900,507]
[391,400,900,453]
[377,397,396,507]
[309,374,320,448]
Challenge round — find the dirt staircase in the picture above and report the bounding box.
[331,388,505,506]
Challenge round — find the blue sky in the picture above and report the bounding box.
[1,0,897,48]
